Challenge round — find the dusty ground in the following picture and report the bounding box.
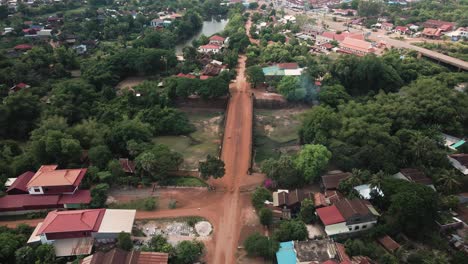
[116,76,147,91]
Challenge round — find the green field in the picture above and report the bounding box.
[153,109,224,170]
[254,109,307,164]
[159,176,208,187]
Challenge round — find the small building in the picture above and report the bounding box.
[381,22,394,31]
[119,158,136,174]
[448,154,468,175]
[80,248,169,264]
[394,26,410,35]
[10,82,30,93]
[316,31,364,45]
[14,44,33,51]
[150,18,164,28]
[197,44,222,54]
[353,184,383,200]
[175,73,197,79]
[443,134,466,151]
[321,172,351,191]
[272,189,313,216]
[423,19,455,31]
[209,35,225,46]
[378,235,400,253]
[262,63,304,77]
[295,239,339,263]
[29,209,136,257]
[392,168,435,190]
[422,27,443,39]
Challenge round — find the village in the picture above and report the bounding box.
[0,0,467,264]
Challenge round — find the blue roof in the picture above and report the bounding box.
[262,66,285,76]
[452,140,466,149]
[276,241,297,264]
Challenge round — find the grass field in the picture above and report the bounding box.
[160,176,208,187]
[153,109,224,170]
[108,197,158,211]
[253,108,307,165]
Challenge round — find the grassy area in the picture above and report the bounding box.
[254,109,306,164]
[153,109,224,170]
[108,197,158,211]
[159,176,208,187]
[0,211,48,222]
[415,41,468,62]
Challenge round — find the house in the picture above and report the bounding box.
[80,248,169,264]
[314,192,329,208]
[448,154,468,175]
[197,44,222,54]
[381,22,394,31]
[443,134,466,150]
[321,172,351,191]
[10,82,30,93]
[316,198,379,236]
[175,73,197,79]
[317,42,333,52]
[423,19,455,31]
[316,31,364,45]
[392,168,435,190]
[0,166,91,214]
[353,184,383,200]
[119,158,136,174]
[445,27,468,41]
[377,235,400,253]
[294,239,339,263]
[332,9,357,16]
[338,37,376,56]
[272,189,312,215]
[422,27,443,39]
[209,35,225,46]
[150,18,164,28]
[394,26,410,35]
[28,209,136,257]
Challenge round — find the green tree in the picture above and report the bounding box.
[15,246,35,264]
[273,220,308,242]
[252,187,272,211]
[199,155,225,180]
[259,207,273,226]
[108,118,152,156]
[299,198,316,223]
[90,183,109,208]
[243,233,279,259]
[174,240,204,264]
[436,170,462,194]
[143,234,174,254]
[319,84,350,108]
[88,145,113,170]
[277,76,305,101]
[294,144,332,182]
[299,106,341,145]
[117,232,133,251]
[246,65,265,87]
[3,91,41,139]
[261,155,303,188]
[135,144,183,181]
[34,244,55,264]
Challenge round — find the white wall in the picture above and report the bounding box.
[28,186,44,195]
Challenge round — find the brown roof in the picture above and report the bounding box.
[119,158,136,174]
[314,192,328,208]
[377,235,400,252]
[287,189,311,206]
[27,165,87,188]
[334,198,371,220]
[325,190,343,204]
[6,171,35,194]
[321,172,351,190]
[400,168,433,185]
[81,248,168,264]
[450,154,468,167]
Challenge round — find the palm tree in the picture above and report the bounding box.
[369,170,386,189]
[437,170,462,194]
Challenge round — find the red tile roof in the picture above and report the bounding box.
[335,243,351,262]
[16,82,29,89]
[322,172,351,190]
[0,194,60,211]
[81,248,169,264]
[377,235,400,252]
[395,26,409,32]
[316,205,345,225]
[6,171,35,194]
[14,44,33,50]
[27,166,87,188]
[37,209,105,235]
[200,75,211,80]
[314,192,328,208]
[278,62,299,69]
[339,38,375,54]
[199,44,221,49]
[209,35,225,41]
[320,31,364,42]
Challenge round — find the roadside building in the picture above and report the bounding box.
[338,37,376,56]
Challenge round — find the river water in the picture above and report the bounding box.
[175,18,229,55]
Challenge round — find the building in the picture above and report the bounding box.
[0,166,91,215]
[28,209,136,257]
[377,235,400,253]
[338,37,376,56]
[262,63,304,77]
[150,18,164,28]
[10,82,30,93]
[392,168,435,190]
[422,27,443,39]
[394,26,410,35]
[316,31,364,45]
[197,44,222,54]
[423,19,455,31]
[448,154,468,175]
[321,172,351,191]
[209,35,225,46]
[332,9,357,16]
[316,198,379,236]
[443,134,466,151]
[445,27,468,41]
[80,248,169,264]
[353,184,383,200]
[119,158,136,174]
[272,189,313,215]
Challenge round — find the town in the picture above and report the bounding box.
[0,0,467,264]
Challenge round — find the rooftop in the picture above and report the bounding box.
[27,165,87,188]
[377,235,400,252]
[321,172,351,190]
[334,198,374,220]
[450,154,468,167]
[81,248,169,264]
[399,168,433,185]
[294,239,337,263]
[6,171,34,194]
[98,209,136,234]
[316,205,346,225]
[339,37,375,53]
[276,241,297,264]
[37,209,106,234]
[209,35,225,41]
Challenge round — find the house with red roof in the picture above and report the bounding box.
[423,19,455,32]
[14,44,33,51]
[10,82,30,93]
[422,27,443,39]
[0,166,91,215]
[28,209,136,257]
[394,26,410,35]
[316,198,379,236]
[209,35,226,46]
[198,44,222,54]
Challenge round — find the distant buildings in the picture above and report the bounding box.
[262,63,304,77]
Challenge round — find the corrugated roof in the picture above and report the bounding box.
[334,199,372,221]
[27,165,87,188]
[98,209,136,234]
[6,171,34,194]
[377,235,400,252]
[58,190,92,205]
[316,205,346,225]
[322,173,351,190]
[37,209,105,234]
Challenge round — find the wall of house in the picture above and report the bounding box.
[41,185,77,195]
[324,222,348,236]
[28,186,44,195]
[345,220,377,233]
[45,231,92,240]
[92,232,119,240]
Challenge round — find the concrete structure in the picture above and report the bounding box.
[448,154,468,175]
[80,248,169,264]
[338,37,376,56]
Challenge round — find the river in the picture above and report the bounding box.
[175,18,229,55]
